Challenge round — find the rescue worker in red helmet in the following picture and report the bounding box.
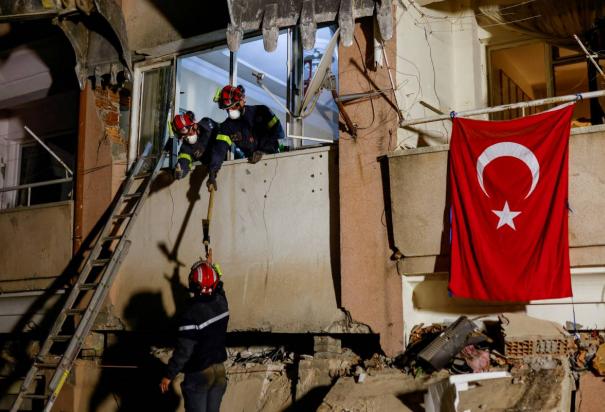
[171,111,219,181]
[206,84,285,191]
[160,249,229,412]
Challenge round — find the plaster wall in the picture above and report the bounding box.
[338,18,403,356]
[110,146,346,333]
[388,126,605,339]
[0,201,72,291]
[395,0,485,148]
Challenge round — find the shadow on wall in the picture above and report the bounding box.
[435,155,452,273]
[88,291,181,412]
[379,155,402,261]
[88,164,214,410]
[0,200,118,403]
[156,164,209,291]
[328,149,342,307]
[411,273,527,314]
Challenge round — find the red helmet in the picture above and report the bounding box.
[171,111,195,135]
[215,85,245,109]
[188,261,219,295]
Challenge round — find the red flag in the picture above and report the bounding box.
[449,104,574,301]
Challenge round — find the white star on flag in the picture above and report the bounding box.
[492,201,521,230]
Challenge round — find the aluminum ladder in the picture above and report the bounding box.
[10,142,165,412]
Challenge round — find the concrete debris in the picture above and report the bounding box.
[228,346,294,365]
[592,343,605,376]
[527,355,560,371]
[363,353,392,372]
[223,362,292,412]
[318,369,450,412]
[460,344,490,373]
[425,371,512,412]
[500,312,573,359]
[314,336,341,358]
[569,330,605,374]
[353,366,366,383]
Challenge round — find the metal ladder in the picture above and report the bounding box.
[10,142,165,412]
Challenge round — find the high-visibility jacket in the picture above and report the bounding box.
[210,105,284,173]
[164,283,229,380]
[176,117,219,179]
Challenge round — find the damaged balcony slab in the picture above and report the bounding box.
[425,358,573,412]
[0,0,132,88]
[317,369,450,412]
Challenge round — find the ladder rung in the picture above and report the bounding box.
[23,394,47,399]
[51,335,72,342]
[102,235,123,242]
[123,192,143,199]
[80,283,97,290]
[134,172,151,179]
[65,308,85,315]
[92,259,110,266]
[113,213,134,220]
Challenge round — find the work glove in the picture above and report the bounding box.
[207,171,217,192]
[173,163,183,180]
[249,151,264,164]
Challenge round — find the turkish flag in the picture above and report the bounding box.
[449,104,574,301]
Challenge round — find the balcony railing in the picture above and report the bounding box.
[0,178,73,208]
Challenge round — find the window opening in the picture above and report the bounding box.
[176,47,231,124]
[489,42,605,124]
[17,132,75,207]
[236,31,288,151]
[145,25,339,166]
[299,26,339,143]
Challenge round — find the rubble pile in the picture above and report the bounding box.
[569,330,605,375]
[160,315,603,411]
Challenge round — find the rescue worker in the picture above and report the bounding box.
[159,250,229,412]
[207,84,285,191]
[171,111,219,181]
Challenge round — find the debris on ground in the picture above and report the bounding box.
[460,344,490,372]
[150,314,600,411]
[227,345,294,366]
[592,343,605,375]
[500,312,573,361]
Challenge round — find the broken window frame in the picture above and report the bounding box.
[128,25,339,166]
[128,59,176,168]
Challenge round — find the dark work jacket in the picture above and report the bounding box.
[165,285,229,379]
[210,105,284,173]
[176,117,219,179]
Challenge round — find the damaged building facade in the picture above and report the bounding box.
[1,0,605,410]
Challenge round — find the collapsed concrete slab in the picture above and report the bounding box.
[317,369,449,412]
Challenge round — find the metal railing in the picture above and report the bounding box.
[0,178,73,208]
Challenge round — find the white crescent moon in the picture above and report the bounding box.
[476,142,540,199]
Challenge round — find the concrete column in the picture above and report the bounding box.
[77,82,128,245]
[338,16,403,356]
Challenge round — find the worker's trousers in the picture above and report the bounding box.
[181,363,227,412]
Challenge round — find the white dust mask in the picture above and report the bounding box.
[228,109,241,120]
[185,134,198,145]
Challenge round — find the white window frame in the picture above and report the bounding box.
[128,59,175,167]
